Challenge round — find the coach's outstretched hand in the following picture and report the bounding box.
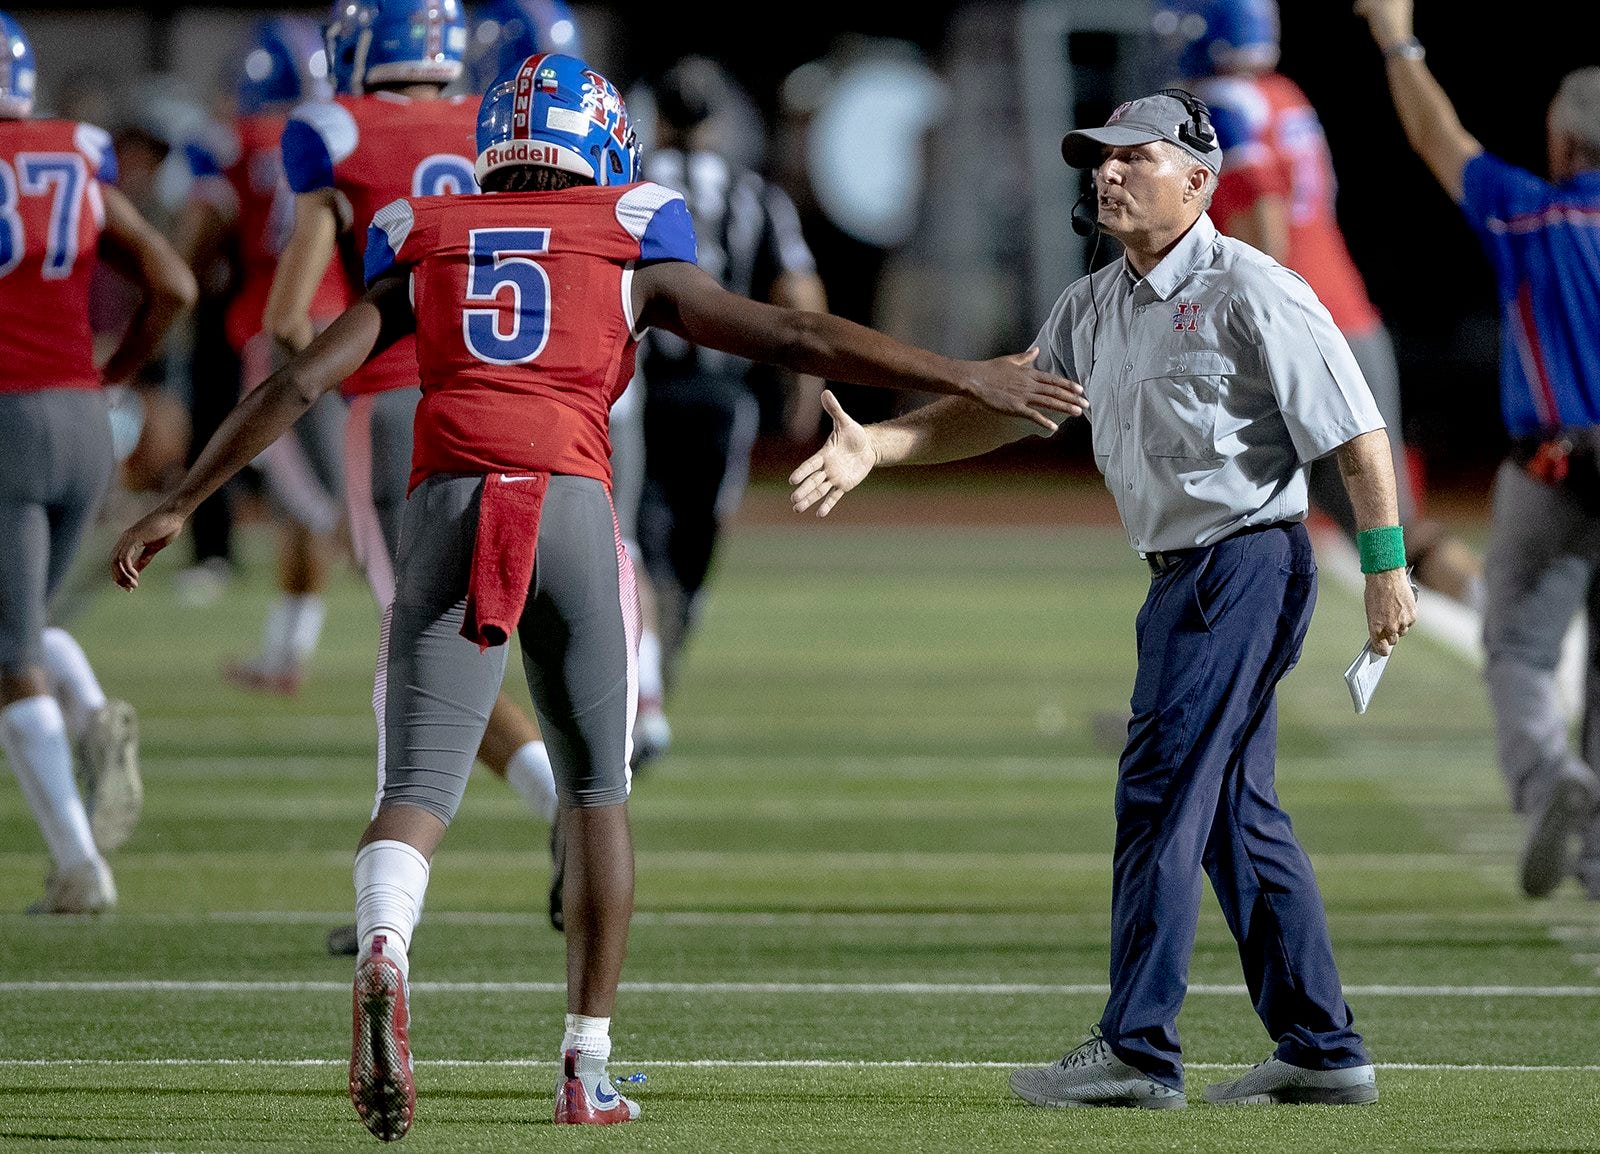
[962,346,1083,433]
[790,390,876,517]
[112,505,187,590]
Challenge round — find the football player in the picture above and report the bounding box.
[267,0,561,951]
[111,51,1080,1135]
[178,15,351,696]
[0,9,196,911]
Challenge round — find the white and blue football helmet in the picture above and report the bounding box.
[474,52,636,187]
[463,0,580,95]
[0,9,36,120]
[1151,0,1280,80]
[237,15,331,116]
[324,0,467,96]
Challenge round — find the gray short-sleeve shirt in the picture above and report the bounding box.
[1031,214,1385,553]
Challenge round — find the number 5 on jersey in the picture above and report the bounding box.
[463,227,551,366]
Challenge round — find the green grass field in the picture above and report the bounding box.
[2,477,1598,1153]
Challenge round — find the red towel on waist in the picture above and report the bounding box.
[461,471,549,651]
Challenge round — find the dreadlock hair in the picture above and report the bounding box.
[481,164,592,193]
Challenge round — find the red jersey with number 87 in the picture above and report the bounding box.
[0,119,115,392]
[363,183,698,491]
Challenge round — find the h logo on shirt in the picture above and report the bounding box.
[1173,302,1201,332]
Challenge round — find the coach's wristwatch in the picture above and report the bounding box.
[1382,37,1425,61]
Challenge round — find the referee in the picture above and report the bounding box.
[636,55,830,694]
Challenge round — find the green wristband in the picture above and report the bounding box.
[1357,525,1406,573]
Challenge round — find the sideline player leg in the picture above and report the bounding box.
[224,336,347,696]
[328,387,558,955]
[347,474,639,1140]
[0,391,124,913]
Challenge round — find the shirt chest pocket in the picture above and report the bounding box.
[1135,353,1230,461]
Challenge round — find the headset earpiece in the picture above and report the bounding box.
[1154,87,1216,154]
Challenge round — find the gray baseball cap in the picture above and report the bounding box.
[1061,92,1223,174]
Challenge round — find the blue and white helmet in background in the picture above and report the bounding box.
[237,15,331,115]
[0,9,36,120]
[464,0,580,95]
[1151,0,1280,80]
[324,0,467,96]
[474,53,636,187]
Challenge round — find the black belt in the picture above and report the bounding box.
[1140,521,1299,576]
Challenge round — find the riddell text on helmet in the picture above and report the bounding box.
[484,142,563,168]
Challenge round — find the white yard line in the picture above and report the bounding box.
[0,1057,1595,1073]
[3,979,1598,996]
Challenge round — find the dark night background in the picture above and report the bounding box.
[18,1,1598,492]
[608,2,1598,490]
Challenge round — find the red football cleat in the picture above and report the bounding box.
[222,657,301,697]
[554,1048,640,1125]
[349,935,415,1141]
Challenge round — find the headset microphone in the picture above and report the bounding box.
[1071,187,1097,237]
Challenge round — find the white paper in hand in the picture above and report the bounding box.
[1344,566,1417,714]
[1344,642,1390,715]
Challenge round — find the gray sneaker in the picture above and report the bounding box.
[1009,1030,1186,1109]
[1521,760,1600,898]
[1203,1057,1377,1105]
[76,699,143,854]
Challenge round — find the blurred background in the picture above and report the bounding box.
[13,0,1595,497]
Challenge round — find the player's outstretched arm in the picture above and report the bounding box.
[112,274,414,590]
[1354,0,1482,202]
[96,186,199,386]
[633,259,1085,432]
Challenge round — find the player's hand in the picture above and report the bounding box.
[1364,566,1417,656]
[789,390,876,517]
[112,506,187,590]
[959,347,1087,433]
[1354,0,1414,48]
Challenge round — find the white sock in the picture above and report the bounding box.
[286,594,326,664]
[40,628,107,739]
[562,1013,611,1060]
[353,839,430,980]
[1,695,98,872]
[505,740,558,821]
[257,596,297,672]
[638,630,664,707]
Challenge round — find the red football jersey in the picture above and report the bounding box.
[186,113,348,352]
[282,91,479,397]
[0,119,115,392]
[1197,73,1381,336]
[364,183,698,491]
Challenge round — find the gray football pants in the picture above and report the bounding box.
[0,390,113,674]
[1482,461,1600,843]
[343,387,419,607]
[373,473,638,824]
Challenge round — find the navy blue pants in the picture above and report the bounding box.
[1099,522,1368,1088]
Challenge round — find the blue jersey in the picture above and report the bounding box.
[1460,154,1600,437]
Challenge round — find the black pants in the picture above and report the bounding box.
[637,373,759,686]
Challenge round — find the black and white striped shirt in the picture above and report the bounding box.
[638,147,817,380]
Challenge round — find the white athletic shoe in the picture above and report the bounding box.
[76,699,143,853]
[27,856,116,914]
[1202,1056,1378,1105]
[554,1048,640,1124]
